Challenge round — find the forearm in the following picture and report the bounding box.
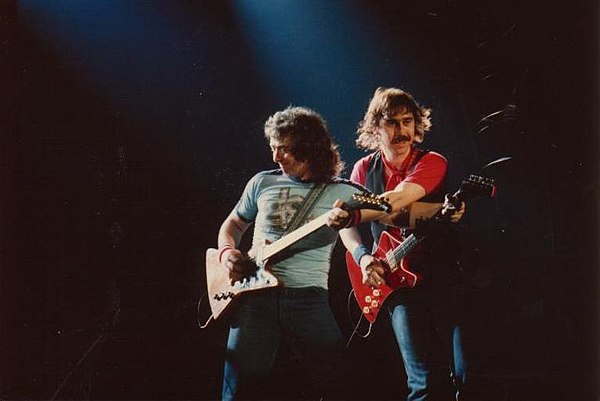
[217,210,248,249]
[217,210,255,279]
[360,182,426,224]
[377,198,465,227]
[339,227,365,254]
[340,227,371,266]
[379,201,442,227]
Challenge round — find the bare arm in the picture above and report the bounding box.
[381,198,465,227]
[218,209,251,249]
[217,209,254,282]
[360,182,426,224]
[329,183,465,229]
[327,181,426,230]
[338,226,365,258]
[339,227,387,286]
[360,181,427,224]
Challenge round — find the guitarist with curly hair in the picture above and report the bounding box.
[214,106,391,401]
[329,87,470,401]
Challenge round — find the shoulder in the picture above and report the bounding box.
[416,149,447,168]
[330,176,369,192]
[242,169,284,194]
[325,177,371,204]
[350,152,378,184]
[254,168,283,178]
[421,150,447,162]
[419,149,447,163]
[248,169,282,183]
[353,153,378,170]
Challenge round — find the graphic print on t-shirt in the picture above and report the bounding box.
[266,188,304,232]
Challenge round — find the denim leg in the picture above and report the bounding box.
[389,300,431,401]
[222,292,281,401]
[449,324,468,400]
[282,288,343,400]
[432,290,468,401]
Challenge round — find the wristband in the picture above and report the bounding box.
[343,209,362,228]
[218,244,235,264]
[352,244,371,265]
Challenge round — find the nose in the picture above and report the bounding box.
[272,148,282,163]
[393,123,404,134]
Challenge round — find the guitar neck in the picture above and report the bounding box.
[262,213,330,261]
[387,174,495,271]
[388,233,423,270]
[391,193,457,263]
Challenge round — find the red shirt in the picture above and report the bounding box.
[350,147,447,240]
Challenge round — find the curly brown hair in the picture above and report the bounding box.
[356,87,432,150]
[264,106,344,182]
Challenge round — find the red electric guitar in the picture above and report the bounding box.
[346,175,496,323]
[205,191,391,323]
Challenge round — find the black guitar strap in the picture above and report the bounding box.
[282,182,328,235]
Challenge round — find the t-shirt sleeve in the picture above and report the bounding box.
[403,152,447,194]
[234,173,263,222]
[350,156,370,186]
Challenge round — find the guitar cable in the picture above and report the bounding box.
[345,288,373,349]
[197,293,214,329]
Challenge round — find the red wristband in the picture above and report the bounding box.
[218,245,234,264]
[344,209,362,228]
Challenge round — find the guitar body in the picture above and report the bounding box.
[203,190,392,323]
[346,174,496,324]
[206,248,279,320]
[346,231,419,324]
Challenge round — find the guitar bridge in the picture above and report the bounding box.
[214,292,235,300]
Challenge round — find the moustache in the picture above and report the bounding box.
[391,135,411,144]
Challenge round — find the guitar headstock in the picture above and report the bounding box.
[347,191,392,213]
[456,174,496,200]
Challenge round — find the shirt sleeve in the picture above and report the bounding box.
[403,151,447,194]
[234,172,263,222]
[349,156,371,186]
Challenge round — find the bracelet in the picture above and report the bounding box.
[218,244,235,264]
[352,244,371,265]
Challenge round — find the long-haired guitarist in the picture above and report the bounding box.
[216,106,381,401]
[328,87,470,401]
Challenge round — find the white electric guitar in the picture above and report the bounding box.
[205,191,391,322]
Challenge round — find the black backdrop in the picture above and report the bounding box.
[1,1,597,400]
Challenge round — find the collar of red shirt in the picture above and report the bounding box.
[380,146,415,177]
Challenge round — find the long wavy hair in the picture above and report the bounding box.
[264,106,344,182]
[356,87,432,150]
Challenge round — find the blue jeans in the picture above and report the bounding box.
[222,287,342,401]
[388,288,468,401]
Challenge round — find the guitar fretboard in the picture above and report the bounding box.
[261,213,330,262]
[387,234,421,272]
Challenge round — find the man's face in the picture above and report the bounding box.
[269,137,311,180]
[378,107,417,157]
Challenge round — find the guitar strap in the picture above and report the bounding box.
[282,182,328,235]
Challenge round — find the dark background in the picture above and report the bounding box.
[1,1,597,400]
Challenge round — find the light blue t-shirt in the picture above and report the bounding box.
[235,170,361,289]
